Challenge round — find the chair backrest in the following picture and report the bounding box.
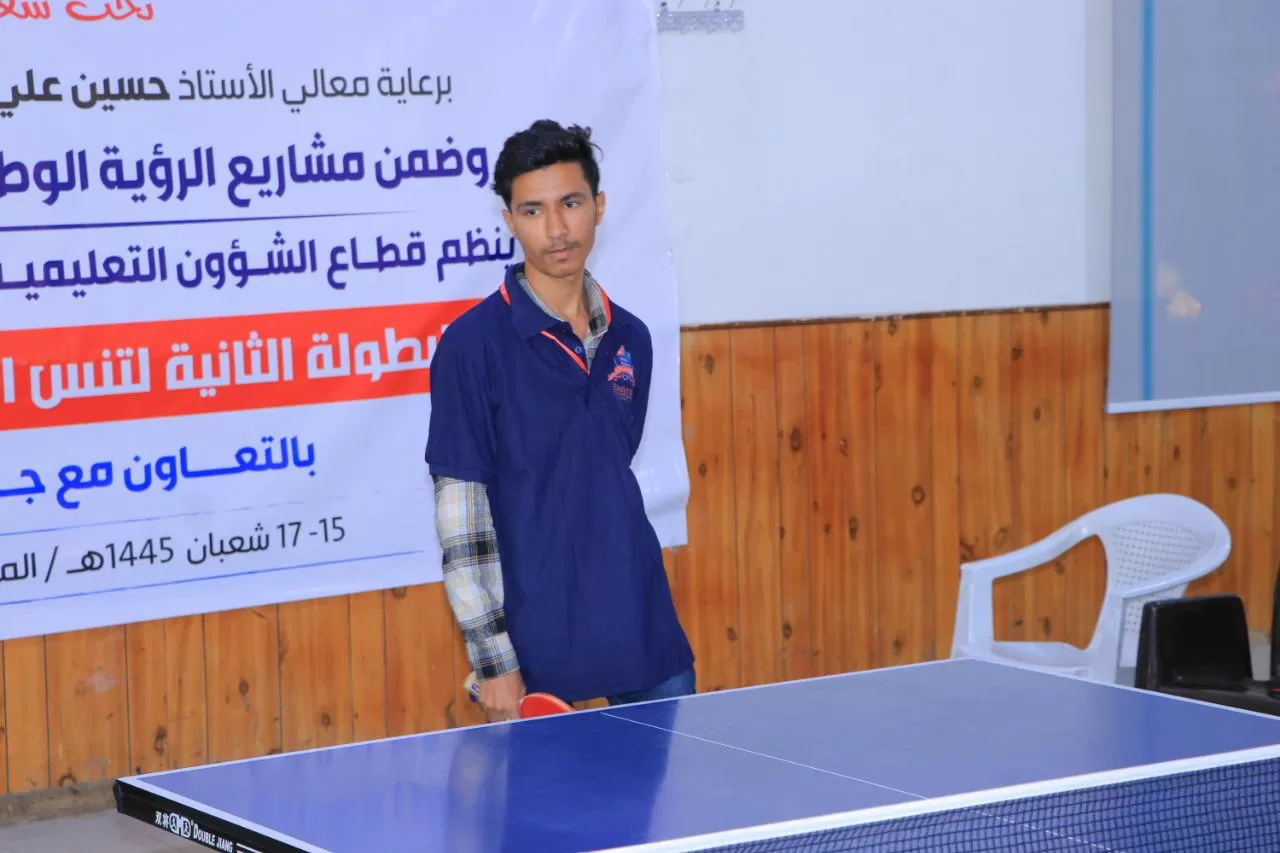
[1080,494,1232,672]
[1135,595,1254,691]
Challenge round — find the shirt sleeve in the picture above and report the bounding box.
[433,475,519,679]
[628,326,654,459]
[424,328,498,485]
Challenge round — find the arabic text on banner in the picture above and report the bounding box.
[0,0,690,640]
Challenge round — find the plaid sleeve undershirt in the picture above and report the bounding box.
[432,270,610,682]
[433,475,519,679]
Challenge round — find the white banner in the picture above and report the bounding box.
[0,0,690,640]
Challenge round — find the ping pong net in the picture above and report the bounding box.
[603,745,1280,852]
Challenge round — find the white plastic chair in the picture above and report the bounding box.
[949,493,1232,683]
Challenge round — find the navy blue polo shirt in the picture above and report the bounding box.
[424,262,693,703]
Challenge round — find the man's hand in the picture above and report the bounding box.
[478,671,526,722]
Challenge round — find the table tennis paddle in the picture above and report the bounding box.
[463,672,574,718]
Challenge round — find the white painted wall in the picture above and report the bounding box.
[653,0,1115,326]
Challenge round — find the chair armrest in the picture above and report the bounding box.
[959,522,1090,583]
[951,518,1093,657]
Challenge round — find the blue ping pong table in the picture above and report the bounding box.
[113,658,1280,852]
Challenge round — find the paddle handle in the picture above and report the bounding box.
[463,671,480,702]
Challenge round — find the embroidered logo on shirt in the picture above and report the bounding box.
[608,345,635,402]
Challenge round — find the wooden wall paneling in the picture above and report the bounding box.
[164,615,208,770]
[728,327,784,688]
[1160,408,1207,589]
[676,329,742,692]
[928,317,961,659]
[804,322,878,676]
[1135,412,1164,496]
[1060,309,1106,650]
[122,616,207,775]
[872,318,934,667]
[383,584,456,736]
[1009,311,1067,643]
[1247,406,1277,629]
[1193,407,1252,599]
[843,323,880,673]
[279,596,353,753]
[1104,410,1162,505]
[203,608,282,764]
[0,646,6,795]
[773,327,814,681]
[349,591,391,740]
[956,315,1016,639]
[3,637,50,791]
[124,621,168,775]
[1101,415,1128,504]
[45,626,129,786]
[802,323,847,677]
[1160,410,1197,497]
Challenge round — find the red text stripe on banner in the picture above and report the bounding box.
[0,299,477,431]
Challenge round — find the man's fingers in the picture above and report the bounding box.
[476,672,525,722]
[482,699,520,722]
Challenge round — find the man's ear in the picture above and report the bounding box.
[595,190,607,225]
[502,205,514,232]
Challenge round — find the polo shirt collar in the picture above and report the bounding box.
[500,262,616,339]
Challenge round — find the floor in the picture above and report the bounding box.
[2,643,1273,853]
[0,810,190,853]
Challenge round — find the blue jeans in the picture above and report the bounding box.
[605,667,696,706]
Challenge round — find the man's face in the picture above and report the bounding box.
[502,161,606,281]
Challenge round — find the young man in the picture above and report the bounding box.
[425,120,695,722]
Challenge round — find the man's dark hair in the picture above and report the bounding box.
[492,120,601,207]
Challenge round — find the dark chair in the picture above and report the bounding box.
[1270,567,1280,688]
[1134,594,1280,716]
